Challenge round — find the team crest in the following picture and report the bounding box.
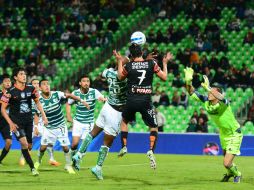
[21,92,25,98]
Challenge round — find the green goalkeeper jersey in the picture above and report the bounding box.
[102,68,127,106]
[191,91,240,136]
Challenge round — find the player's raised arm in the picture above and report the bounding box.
[156,52,173,81]
[184,67,195,95]
[113,50,127,81]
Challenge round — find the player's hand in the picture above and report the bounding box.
[163,52,173,63]
[113,50,123,61]
[33,126,39,137]
[10,122,18,132]
[42,116,48,126]
[98,97,107,102]
[184,67,194,85]
[201,75,211,91]
[67,115,73,123]
[146,52,157,60]
[81,100,90,110]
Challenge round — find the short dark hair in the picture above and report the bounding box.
[31,78,39,83]
[79,75,90,82]
[2,74,10,80]
[0,73,10,84]
[39,79,48,86]
[129,43,142,58]
[12,67,26,80]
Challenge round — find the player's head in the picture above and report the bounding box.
[12,67,26,83]
[79,75,90,90]
[31,79,40,91]
[129,43,143,59]
[208,86,224,101]
[39,79,50,93]
[1,74,11,90]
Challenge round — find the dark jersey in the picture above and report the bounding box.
[0,91,8,126]
[0,84,39,125]
[122,59,161,101]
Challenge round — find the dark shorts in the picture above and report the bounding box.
[14,123,33,144]
[122,99,158,128]
[0,121,12,140]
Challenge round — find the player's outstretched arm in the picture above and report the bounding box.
[156,52,173,81]
[65,92,90,110]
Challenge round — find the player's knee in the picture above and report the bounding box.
[21,142,28,149]
[71,144,78,150]
[223,160,232,168]
[5,139,12,150]
[63,146,69,153]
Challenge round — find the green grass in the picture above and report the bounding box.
[0,151,253,190]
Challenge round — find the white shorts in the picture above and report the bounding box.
[72,120,94,139]
[41,124,70,146]
[96,102,122,137]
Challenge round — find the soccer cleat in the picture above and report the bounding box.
[34,161,41,170]
[49,160,61,166]
[233,174,242,183]
[31,168,39,176]
[118,146,127,157]
[91,166,103,180]
[220,174,233,182]
[72,153,82,171]
[65,165,76,174]
[147,150,156,169]
[19,157,25,166]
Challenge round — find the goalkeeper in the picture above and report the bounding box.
[184,67,243,183]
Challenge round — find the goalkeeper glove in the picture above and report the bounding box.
[201,75,211,91]
[184,67,194,85]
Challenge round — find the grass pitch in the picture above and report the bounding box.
[0,150,253,190]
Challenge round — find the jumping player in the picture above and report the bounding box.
[72,51,127,180]
[117,43,173,169]
[184,67,243,183]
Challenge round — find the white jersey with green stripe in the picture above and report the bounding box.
[102,68,127,106]
[68,88,103,124]
[39,91,66,129]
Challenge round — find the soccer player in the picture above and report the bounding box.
[66,75,106,159]
[72,52,126,180]
[31,78,60,166]
[184,67,243,183]
[34,79,89,174]
[0,67,48,176]
[116,43,173,169]
[0,74,12,164]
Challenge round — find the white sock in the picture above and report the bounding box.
[47,146,54,161]
[96,165,102,170]
[64,150,71,166]
[38,150,45,163]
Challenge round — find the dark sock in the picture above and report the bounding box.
[0,148,9,163]
[21,149,34,170]
[149,131,158,152]
[121,131,128,148]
